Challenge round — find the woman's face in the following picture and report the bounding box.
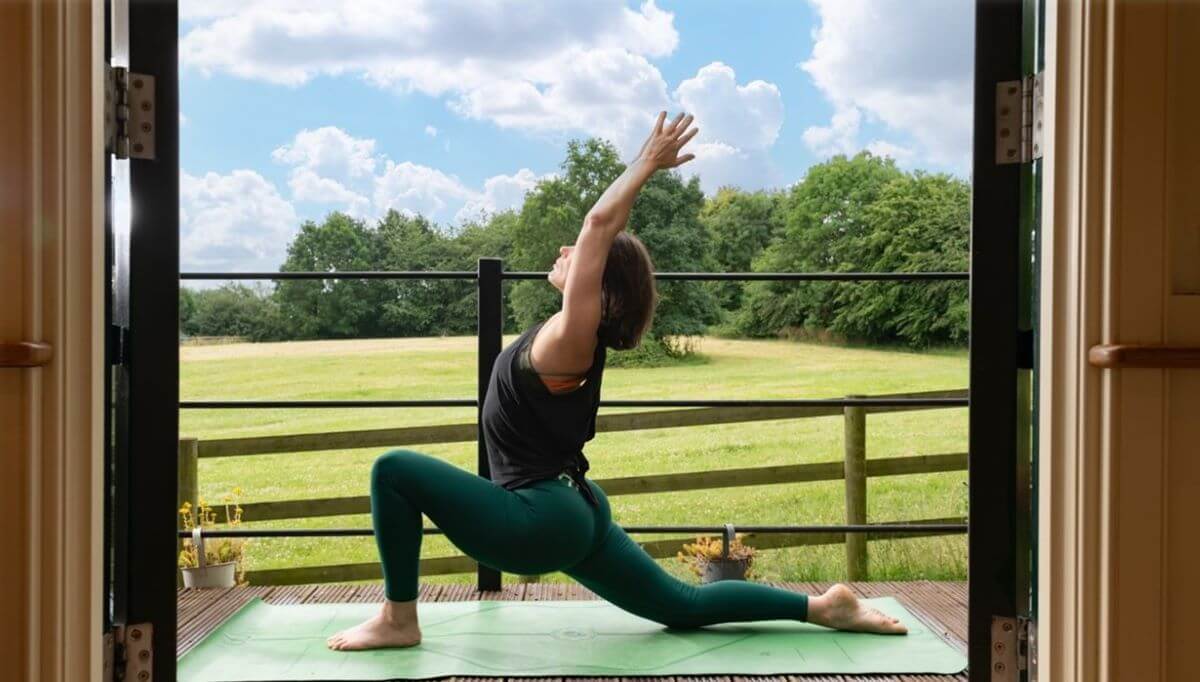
[549,245,574,293]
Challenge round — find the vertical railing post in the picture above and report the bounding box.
[177,437,198,588]
[842,396,868,581]
[476,257,503,591]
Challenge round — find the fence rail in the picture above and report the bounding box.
[181,270,969,282]
[194,388,966,458]
[238,517,967,586]
[179,389,969,585]
[195,452,966,524]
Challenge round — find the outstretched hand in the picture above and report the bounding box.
[636,111,698,171]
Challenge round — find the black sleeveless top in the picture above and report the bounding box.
[481,320,606,506]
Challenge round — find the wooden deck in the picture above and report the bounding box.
[178,580,968,681]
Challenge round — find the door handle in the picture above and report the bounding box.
[1088,344,1200,369]
[0,341,52,367]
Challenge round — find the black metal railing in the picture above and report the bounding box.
[181,524,968,539]
[180,257,970,589]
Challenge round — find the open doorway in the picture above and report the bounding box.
[104,1,1040,680]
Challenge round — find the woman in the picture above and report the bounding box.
[327,112,907,651]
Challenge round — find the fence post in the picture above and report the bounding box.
[178,437,199,588]
[476,257,503,592]
[842,396,868,581]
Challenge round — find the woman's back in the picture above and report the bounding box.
[481,320,607,492]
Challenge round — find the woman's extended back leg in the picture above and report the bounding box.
[563,522,810,629]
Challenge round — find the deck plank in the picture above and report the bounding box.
[177,580,969,680]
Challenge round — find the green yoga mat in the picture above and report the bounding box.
[178,597,966,680]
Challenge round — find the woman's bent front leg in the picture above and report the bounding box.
[332,449,594,651]
[369,449,594,601]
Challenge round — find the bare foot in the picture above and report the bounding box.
[807,583,908,635]
[327,599,422,651]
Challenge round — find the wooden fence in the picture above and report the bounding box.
[179,388,968,585]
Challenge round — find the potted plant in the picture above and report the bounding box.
[178,488,248,588]
[676,524,757,583]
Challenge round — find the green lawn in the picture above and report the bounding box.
[181,334,969,586]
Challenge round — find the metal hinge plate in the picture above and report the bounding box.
[991,615,1034,680]
[105,66,156,160]
[996,72,1044,164]
[106,622,153,682]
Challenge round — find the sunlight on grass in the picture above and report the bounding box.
[182,334,968,584]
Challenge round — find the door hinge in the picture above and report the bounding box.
[996,72,1044,164]
[991,615,1035,680]
[104,623,153,682]
[105,66,156,160]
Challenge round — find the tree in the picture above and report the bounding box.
[179,287,198,336]
[274,212,389,339]
[627,164,722,348]
[699,187,787,311]
[736,153,969,347]
[509,137,720,353]
[375,210,467,336]
[450,210,519,330]
[186,283,286,341]
[508,140,613,333]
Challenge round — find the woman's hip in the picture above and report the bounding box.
[511,475,611,551]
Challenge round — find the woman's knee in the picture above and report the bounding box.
[371,449,423,486]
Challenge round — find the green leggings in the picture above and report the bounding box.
[371,449,809,628]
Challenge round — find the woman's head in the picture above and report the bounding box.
[549,231,659,350]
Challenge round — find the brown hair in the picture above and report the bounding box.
[597,231,659,350]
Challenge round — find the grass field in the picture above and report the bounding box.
[181,334,969,587]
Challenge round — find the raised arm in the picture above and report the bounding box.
[547,112,698,365]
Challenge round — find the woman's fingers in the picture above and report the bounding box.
[671,114,695,139]
[671,153,696,168]
[654,110,667,134]
[664,111,686,135]
[676,126,699,147]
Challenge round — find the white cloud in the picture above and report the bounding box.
[180,0,678,152]
[181,2,797,191]
[272,127,377,216]
[677,142,781,195]
[179,155,550,273]
[801,107,861,158]
[800,0,974,169]
[865,139,915,164]
[372,161,476,220]
[674,62,783,151]
[270,126,554,224]
[181,1,677,85]
[455,168,552,224]
[668,62,785,193]
[287,167,372,216]
[272,126,377,179]
[180,169,298,272]
[446,46,671,156]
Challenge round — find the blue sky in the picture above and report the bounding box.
[178,0,974,274]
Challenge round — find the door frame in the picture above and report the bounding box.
[109,1,1038,679]
[112,1,180,679]
[968,0,1036,679]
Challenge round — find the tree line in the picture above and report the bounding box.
[181,139,969,353]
